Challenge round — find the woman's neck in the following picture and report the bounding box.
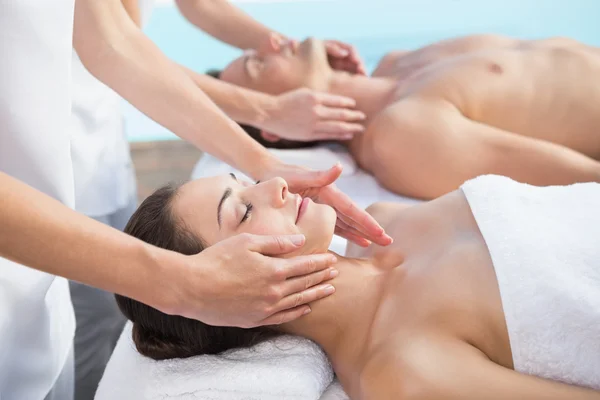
[326,72,398,121]
[280,253,388,366]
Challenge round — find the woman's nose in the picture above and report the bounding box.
[262,177,288,207]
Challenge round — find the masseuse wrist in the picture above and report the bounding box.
[133,244,194,317]
[246,149,283,182]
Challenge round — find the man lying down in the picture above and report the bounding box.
[212,34,600,199]
[102,173,600,399]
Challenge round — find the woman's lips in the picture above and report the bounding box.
[296,197,310,223]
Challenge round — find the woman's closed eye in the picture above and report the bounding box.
[237,180,259,225]
[241,201,253,224]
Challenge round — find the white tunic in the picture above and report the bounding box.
[70,52,135,216]
[0,1,76,398]
[69,0,155,216]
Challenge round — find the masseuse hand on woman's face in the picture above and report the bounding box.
[171,174,339,328]
[260,162,393,247]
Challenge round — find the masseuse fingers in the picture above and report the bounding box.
[244,233,308,256]
[337,212,374,240]
[260,306,311,326]
[315,105,366,123]
[337,212,392,246]
[335,220,371,248]
[320,185,391,246]
[274,253,338,281]
[262,283,337,325]
[313,121,364,139]
[315,92,357,108]
[286,163,343,190]
[280,267,338,298]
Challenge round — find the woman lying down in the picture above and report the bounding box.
[114,174,600,399]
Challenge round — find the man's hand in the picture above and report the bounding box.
[263,88,366,142]
[325,40,367,75]
[261,163,393,247]
[172,233,339,328]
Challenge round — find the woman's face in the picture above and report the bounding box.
[171,175,337,256]
[220,37,332,94]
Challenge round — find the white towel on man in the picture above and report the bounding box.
[95,323,334,399]
[462,175,600,390]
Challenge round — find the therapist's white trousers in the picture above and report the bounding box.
[69,195,136,400]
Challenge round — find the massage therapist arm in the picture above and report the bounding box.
[73,0,390,246]
[174,0,366,75]
[0,171,340,327]
[119,0,366,142]
[173,0,367,140]
[74,0,274,178]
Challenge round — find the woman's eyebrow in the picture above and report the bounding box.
[217,187,232,229]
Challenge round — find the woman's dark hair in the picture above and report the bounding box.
[116,184,279,360]
[207,69,318,150]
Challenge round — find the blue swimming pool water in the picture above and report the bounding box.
[125,0,600,142]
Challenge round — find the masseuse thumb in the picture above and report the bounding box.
[326,43,349,58]
[301,163,343,187]
[246,234,306,256]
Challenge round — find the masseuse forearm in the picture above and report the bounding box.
[73,0,277,178]
[0,172,180,311]
[179,64,277,128]
[121,0,141,27]
[175,0,275,50]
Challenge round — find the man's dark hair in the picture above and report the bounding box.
[207,69,318,150]
[115,184,279,360]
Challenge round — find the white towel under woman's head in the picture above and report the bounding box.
[95,322,335,399]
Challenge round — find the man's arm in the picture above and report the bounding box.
[73,0,276,179]
[368,98,600,199]
[175,0,275,51]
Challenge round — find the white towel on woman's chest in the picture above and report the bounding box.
[462,175,600,390]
